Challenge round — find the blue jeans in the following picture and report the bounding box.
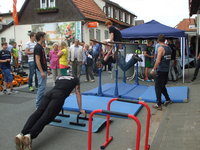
[118,53,137,71]
[36,69,47,108]
[28,62,38,87]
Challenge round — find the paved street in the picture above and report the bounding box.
[0,69,199,150]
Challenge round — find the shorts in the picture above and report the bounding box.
[60,68,68,76]
[145,61,152,68]
[2,69,13,83]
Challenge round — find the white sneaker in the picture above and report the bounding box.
[7,89,11,95]
[90,80,95,82]
[15,133,24,150]
[23,134,32,150]
[11,89,19,94]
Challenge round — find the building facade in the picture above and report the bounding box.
[0,0,136,49]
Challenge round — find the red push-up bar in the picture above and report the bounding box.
[88,109,141,150]
[103,98,151,150]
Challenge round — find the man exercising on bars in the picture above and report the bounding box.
[15,76,85,150]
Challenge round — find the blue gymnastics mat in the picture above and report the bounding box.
[82,83,138,97]
[139,86,189,103]
[50,113,107,132]
[63,95,143,117]
[121,85,149,99]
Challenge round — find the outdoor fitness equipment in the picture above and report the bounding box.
[69,112,89,127]
[88,99,151,150]
[90,40,143,97]
[88,109,141,150]
[52,109,70,123]
[103,98,151,150]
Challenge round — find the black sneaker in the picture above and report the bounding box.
[164,100,173,106]
[191,77,196,82]
[152,104,162,110]
[3,89,7,94]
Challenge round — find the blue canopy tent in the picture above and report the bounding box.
[121,20,188,83]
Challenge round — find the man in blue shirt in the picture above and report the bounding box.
[92,41,102,75]
[0,42,13,94]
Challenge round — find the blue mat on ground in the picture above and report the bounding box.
[139,86,189,103]
[121,85,149,99]
[82,83,138,97]
[50,114,106,132]
[63,95,142,117]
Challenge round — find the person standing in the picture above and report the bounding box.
[34,32,50,108]
[57,41,69,76]
[168,39,177,81]
[91,40,102,75]
[49,43,60,83]
[25,32,38,92]
[11,42,20,69]
[0,42,14,95]
[150,35,172,110]
[68,39,84,78]
[84,44,95,82]
[191,53,200,81]
[144,40,154,81]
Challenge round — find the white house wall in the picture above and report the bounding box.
[0,25,32,49]
[83,23,109,44]
[94,0,105,11]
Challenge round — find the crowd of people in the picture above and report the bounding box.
[0,20,199,150]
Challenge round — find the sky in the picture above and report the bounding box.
[0,0,191,27]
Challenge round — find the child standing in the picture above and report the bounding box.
[0,42,14,94]
[84,44,94,82]
[57,41,69,76]
[49,43,60,83]
[11,42,19,69]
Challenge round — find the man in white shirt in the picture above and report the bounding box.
[25,32,38,91]
[68,39,84,78]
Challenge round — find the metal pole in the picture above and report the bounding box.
[195,10,200,59]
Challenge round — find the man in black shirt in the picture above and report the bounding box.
[168,39,177,81]
[34,32,50,108]
[105,21,122,42]
[15,76,85,150]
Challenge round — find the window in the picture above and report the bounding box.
[123,12,125,22]
[125,14,130,24]
[48,0,55,8]
[105,30,109,39]
[110,7,113,18]
[107,6,111,17]
[89,29,95,40]
[130,16,134,25]
[120,11,123,22]
[114,9,119,20]
[96,29,101,41]
[40,0,47,8]
[40,0,56,8]
[189,25,196,29]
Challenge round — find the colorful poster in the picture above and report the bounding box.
[32,21,82,46]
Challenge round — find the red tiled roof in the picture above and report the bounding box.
[72,0,108,22]
[176,18,197,32]
[108,17,132,27]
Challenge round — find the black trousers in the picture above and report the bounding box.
[193,59,200,78]
[155,71,170,106]
[85,65,94,80]
[21,89,66,139]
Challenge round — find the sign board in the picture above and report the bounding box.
[88,22,99,28]
[32,21,82,46]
